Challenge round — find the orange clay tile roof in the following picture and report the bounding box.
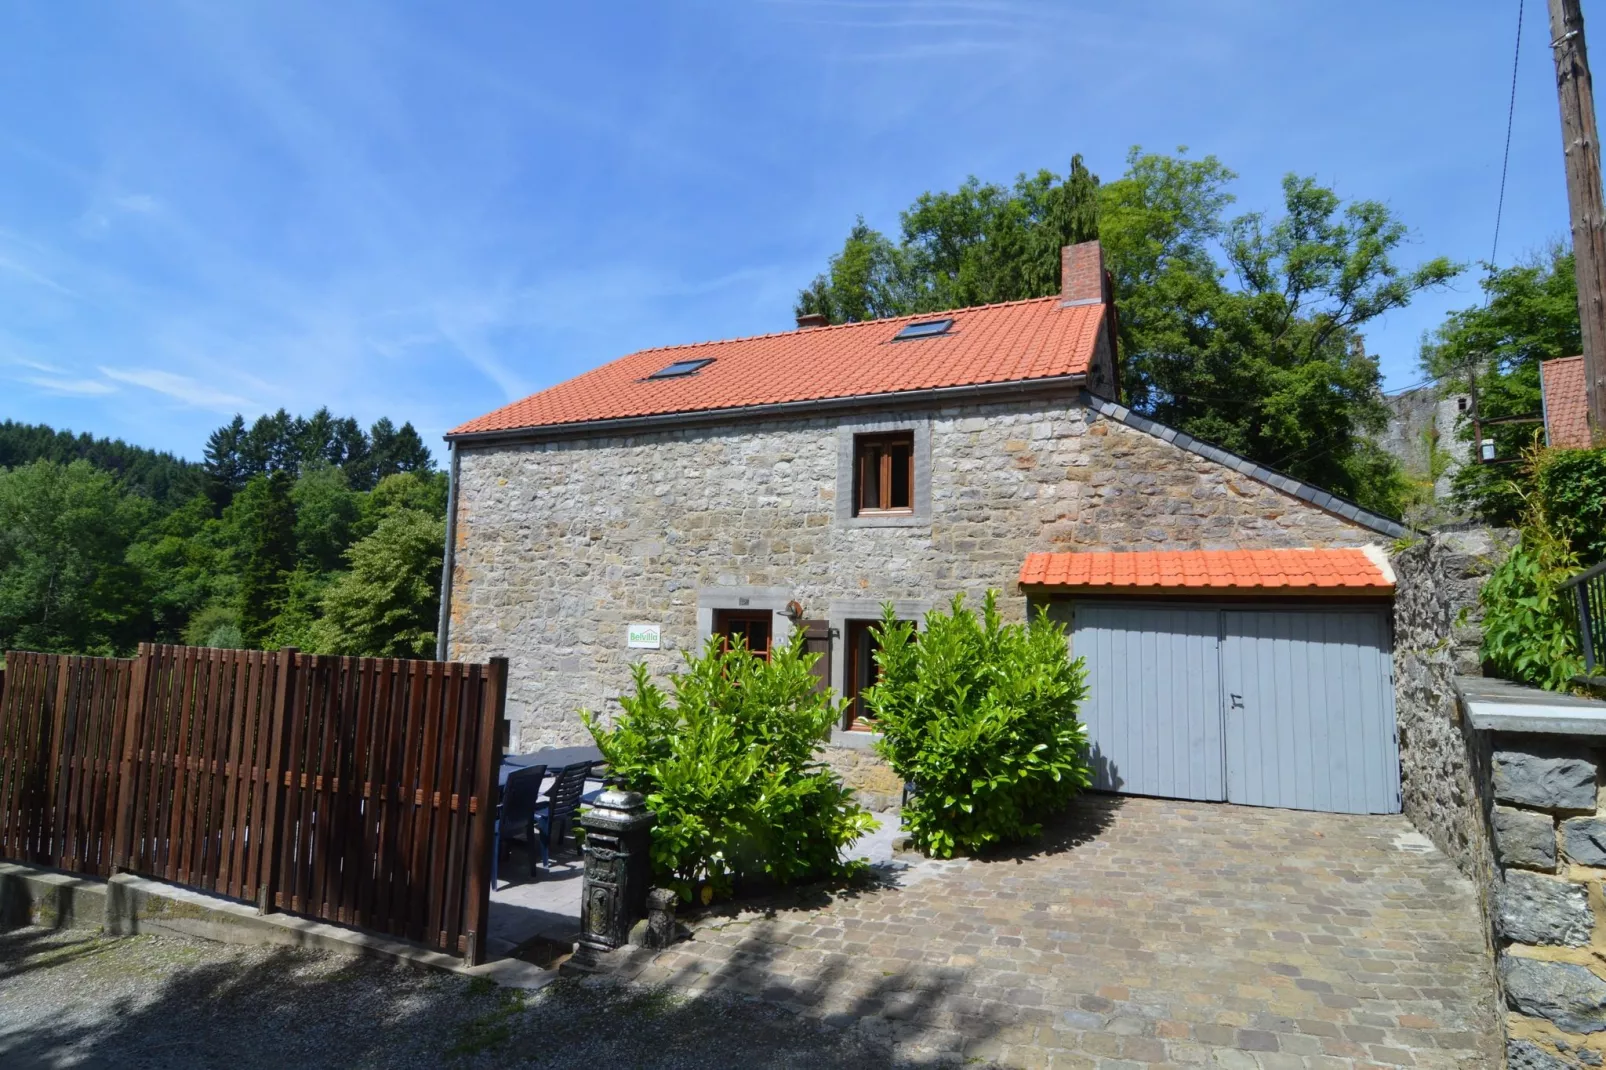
[1542,355,1591,449]
[449,297,1105,436]
[1018,548,1393,593]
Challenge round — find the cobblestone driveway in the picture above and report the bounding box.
[607,795,1500,1068]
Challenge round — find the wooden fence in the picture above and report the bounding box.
[0,653,134,877]
[0,644,507,963]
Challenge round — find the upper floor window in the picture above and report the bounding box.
[855,432,914,515]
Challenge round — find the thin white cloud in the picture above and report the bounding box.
[98,366,256,411]
[20,375,118,397]
[112,193,160,214]
[0,252,79,297]
[78,188,164,237]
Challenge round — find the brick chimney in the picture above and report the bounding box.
[796,312,829,329]
[1061,241,1107,305]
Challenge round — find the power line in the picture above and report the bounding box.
[1491,0,1526,269]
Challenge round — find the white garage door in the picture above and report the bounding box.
[1060,601,1399,815]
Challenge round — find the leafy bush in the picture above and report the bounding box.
[583,633,877,904]
[1536,447,1606,566]
[1481,528,1585,692]
[1479,444,1593,692]
[867,591,1091,858]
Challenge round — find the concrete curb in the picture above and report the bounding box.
[0,861,556,992]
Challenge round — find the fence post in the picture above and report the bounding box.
[256,648,297,915]
[461,656,508,967]
[109,644,152,874]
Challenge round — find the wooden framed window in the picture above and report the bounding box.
[843,617,914,730]
[714,609,772,660]
[854,432,915,516]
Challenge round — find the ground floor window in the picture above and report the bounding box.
[843,618,898,730]
[715,609,772,660]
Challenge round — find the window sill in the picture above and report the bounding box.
[827,727,883,750]
[839,513,928,529]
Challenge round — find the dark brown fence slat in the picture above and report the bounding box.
[101,659,134,876]
[330,657,359,923]
[441,665,477,954]
[7,654,39,862]
[257,648,296,911]
[346,659,377,928]
[3,655,38,860]
[464,657,508,965]
[427,664,460,947]
[408,662,443,944]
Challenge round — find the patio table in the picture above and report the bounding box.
[498,744,604,788]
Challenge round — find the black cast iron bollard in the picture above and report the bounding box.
[577,788,656,955]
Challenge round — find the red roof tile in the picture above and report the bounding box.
[1018,549,1393,593]
[1542,355,1591,449]
[450,297,1105,436]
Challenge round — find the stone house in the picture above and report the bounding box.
[439,241,1409,815]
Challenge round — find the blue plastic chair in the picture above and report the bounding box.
[533,761,593,863]
[493,763,547,890]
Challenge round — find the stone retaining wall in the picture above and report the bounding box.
[1391,527,1606,1065]
[1489,735,1606,1067]
[1391,528,1510,881]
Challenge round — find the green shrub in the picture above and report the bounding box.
[867,591,1092,858]
[1481,527,1585,692]
[1536,447,1606,566]
[583,633,877,904]
[1478,443,1593,692]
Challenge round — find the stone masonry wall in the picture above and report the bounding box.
[448,395,1384,751]
[1392,529,1511,879]
[1489,735,1606,1067]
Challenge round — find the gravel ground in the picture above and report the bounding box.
[0,927,903,1069]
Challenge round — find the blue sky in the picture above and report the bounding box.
[0,1,1575,461]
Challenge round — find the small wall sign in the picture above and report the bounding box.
[627,623,662,649]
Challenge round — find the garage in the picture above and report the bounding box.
[1025,548,1400,816]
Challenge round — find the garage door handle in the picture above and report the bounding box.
[1229,693,1244,709]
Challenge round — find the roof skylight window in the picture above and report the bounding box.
[892,318,954,341]
[646,357,715,379]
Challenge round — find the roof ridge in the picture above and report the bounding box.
[625,294,1068,358]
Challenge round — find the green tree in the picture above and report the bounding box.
[126,493,228,643]
[229,471,297,649]
[796,156,1101,322]
[0,420,202,508]
[311,509,443,657]
[366,418,434,485]
[799,149,1457,516]
[202,415,249,508]
[290,463,360,573]
[1111,166,1458,513]
[1421,246,1580,524]
[0,459,152,654]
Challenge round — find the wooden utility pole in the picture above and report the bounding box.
[1550,0,1606,443]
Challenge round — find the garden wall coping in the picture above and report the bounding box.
[1456,676,1606,736]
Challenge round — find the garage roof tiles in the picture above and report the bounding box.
[1018,548,1393,593]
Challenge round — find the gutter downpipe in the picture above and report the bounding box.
[435,442,461,662]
